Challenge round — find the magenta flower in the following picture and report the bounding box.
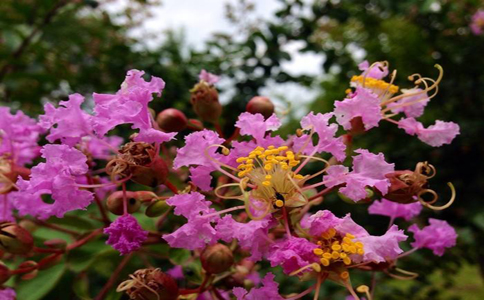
[166,265,184,280]
[199,69,220,85]
[358,60,389,79]
[303,210,342,236]
[12,145,93,219]
[235,112,281,142]
[0,107,44,165]
[470,10,484,35]
[368,199,422,221]
[233,272,283,300]
[323,149,394,202]
[409,218,457,256]
[174,130,225,170]
[387,88,429,118]
[296,112,346,161]
[334,87,382,131]
[355,225,407,263]
[189,166,213,191]
[81,135,123,160]
[39,93,92,146]
[92,70,176,144]
[165,192,212,221]
[0,195,14,222]
[216,215,274,261]
[266,237,319,274]
[0,287,16,300]
[104,214,148,255]
[398,117,460,147]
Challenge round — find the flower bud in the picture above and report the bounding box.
[201,243,234,274]
[0,223,34,254]
[145,200,170,218]
[107,142,169,187]
[107,191,141,215]
[117,268,179,300]
[156,109,188,133]
[0,262,10,284]
[246,96,275,119]
[190,82,222,122]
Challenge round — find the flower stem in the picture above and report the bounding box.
[95,253,133,300]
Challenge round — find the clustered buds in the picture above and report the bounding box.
[117,268,179,300]
[190,81,222,122]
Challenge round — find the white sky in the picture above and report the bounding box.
[104,0,325,117]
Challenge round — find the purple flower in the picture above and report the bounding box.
[12,145,93,219]
[387,88,429,118]
[470,10,484,35]
[166,265,184,280]
[323,149,395,202]
[104,214,148,255]
[235,112,281,142]
[233,272,283,300]
[0,287,16,300]
[92,70,176,144]
[409,219,457,256]
[303,210,342,236]
[297,112,346,161]
[334,87,382,131]
[174,130,225,170]
[368,199,422,221]
[266,237,319,274]
[199,69,220,85]
[189,166,213,191]
[358,60,389,79]
[216,215,274,261]
[0,107,44,166]
[166,192,212,221]
[355,225,408,263]
[0,194,14,222]
[81,135,123,160]
[39,93,92,146]
[398,117,460,147]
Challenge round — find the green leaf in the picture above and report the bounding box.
[16,261,66,300]
[67,239,112,273]
[169,248,191,265]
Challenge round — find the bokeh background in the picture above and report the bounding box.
[1,0,483,299]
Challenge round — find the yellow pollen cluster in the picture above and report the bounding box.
[313,228,364,269]
[236,145,302,186]
[351,75,399,94]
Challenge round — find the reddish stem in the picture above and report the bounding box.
[67,228,103,251]
[165,180,179,194]
[214,122,224,138]
[308,187,334,202]
[95,253,134,300]
[224,128,240,144]
[86,175,110,225]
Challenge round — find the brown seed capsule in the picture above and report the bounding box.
[201,243,234,274]
[190,81,222,122]
[107,191,142,215]
[117,268,179,300]
[106,142,169,187]
[246,96,275,119]
[0,223,34,254]
[385,162,435,204]
[156,108,188,133]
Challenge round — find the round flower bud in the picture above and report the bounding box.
[145,200,170,218]
[0,262,10,284]
[107,191,141,215]
[201,243,234,274]
[246,96,275,119]
[190,82,222,122]
[156,108,188,133]
[117,268,179,300]
[0,223,34,254]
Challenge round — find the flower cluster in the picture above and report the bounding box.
[0,63,459,300]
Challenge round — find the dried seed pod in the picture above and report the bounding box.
[117,268,179,300]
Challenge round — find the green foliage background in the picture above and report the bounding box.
[1,0,483,299]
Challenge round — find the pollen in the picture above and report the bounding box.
[351,75,399,95]
[313,229,364,269]
[274,200,284,207]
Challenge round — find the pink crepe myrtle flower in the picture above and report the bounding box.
[12,145,93,220]
[189,165,213,191]
[39,93,92,146]
[166,265,184,280]
[162,192,220,250]
[470,10,484,35]
[233,272,283,300]
[368,199,422,221]
[334,87,382,131]
[81,135,123,160]
[358,60,389,80]
[0,195,14,222]
[266,237,319,274]
[92,70,176,144]
[173,130,225,170]
[0,287,16,300]
[0,107,44,166]
[295,112,346,161]
[216,215,274,261]
[409,218,457,256]
[198,290,230,300]
[398,117,460,147]
[323,149,394,202]
[199,69,220,85]
[104,214,148,255]
[235,112,282,142]
[386,88,430,118]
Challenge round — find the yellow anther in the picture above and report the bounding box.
[294,174,304,180]
[262,181,271,187]
[265,175,272,180]
[274,200,284,207]
[268,145,275,150]
[278,146,288,151]
[237,164,246,170]
[248,154,256,159]
[345,88,352,94]
[281,164,289,170]
[357,248,364,255]
[246,159,253,164]
[349,246,357,254]
[313,248,323,256]
[342,244,350,252]
[343,237,352,244]
[331,244,342,251]
[238,171,247,177]
[320,258,330,267]
[331,252,340,259]
[339,252,347,258]
[289,161,299,167]
[340,271,349,279]
[346,233,355,239]
[222,148,230,155]
[355,242,364,248]
[343,257,352,265]
[322,253,332,259]
[356,285,370,293]
[328,228,336,238]
[264,164,272,171]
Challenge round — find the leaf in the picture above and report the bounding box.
[16,261,66,300]
[67,239,112,273]
[169,248,191,265]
